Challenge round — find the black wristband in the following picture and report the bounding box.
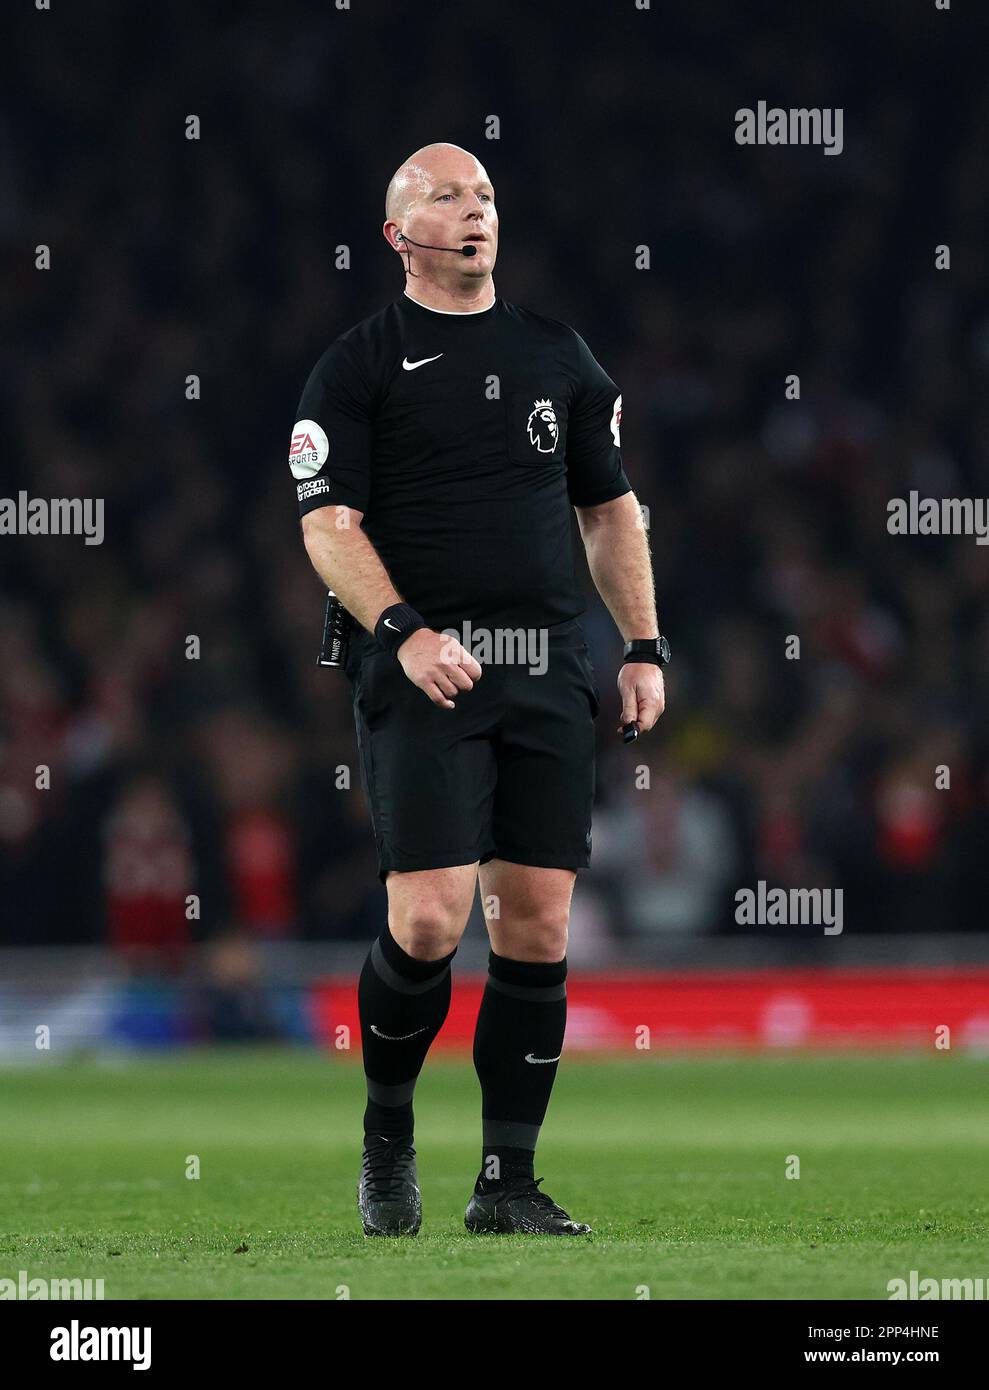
[374,602,426,656]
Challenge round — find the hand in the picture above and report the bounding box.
[397,629,483,709]
[616,661,666,736]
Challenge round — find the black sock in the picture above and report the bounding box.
[472,950,567,1188]
[358,923,456,1140]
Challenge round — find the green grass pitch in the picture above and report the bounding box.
[1,1049,986,1300]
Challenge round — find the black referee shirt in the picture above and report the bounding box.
[290,292,631,632]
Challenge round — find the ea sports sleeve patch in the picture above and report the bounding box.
[290,338,374,518]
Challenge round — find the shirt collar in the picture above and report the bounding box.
[402,291,497,317]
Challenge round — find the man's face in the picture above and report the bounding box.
[401,162,498,278]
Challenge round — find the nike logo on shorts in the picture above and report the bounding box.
[402,354,443,371]
[370,1024,429,1041]
[524,1052,562,1064]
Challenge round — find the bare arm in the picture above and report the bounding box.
[574,491,658,639]
[301,505,402,635]
[574,490,666,734]
[300,505,481,709]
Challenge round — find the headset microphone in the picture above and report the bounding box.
[397,233,478,257]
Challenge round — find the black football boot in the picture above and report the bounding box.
[358,1134,421,1236]
[465,1175,591,1235]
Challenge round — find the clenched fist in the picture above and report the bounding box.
[397,629,483,709]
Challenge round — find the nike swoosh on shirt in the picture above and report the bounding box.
[370,1024,430,1041]
[402,354,443,371]
[524,1052,562,1064]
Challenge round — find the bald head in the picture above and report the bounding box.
[385,143,492,223]
[383,142,498,295]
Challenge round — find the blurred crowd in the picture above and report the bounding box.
[2,0,987,954]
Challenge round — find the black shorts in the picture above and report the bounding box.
[344,617,601,883]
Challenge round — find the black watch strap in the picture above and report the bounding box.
[622,635,671,667]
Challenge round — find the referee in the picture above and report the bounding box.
[291,143,667,1236]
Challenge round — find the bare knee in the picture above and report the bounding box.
[389,907,466,959]
[387,876,471,960]
[490,905,569,963]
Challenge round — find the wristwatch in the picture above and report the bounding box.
[622,636,671,667]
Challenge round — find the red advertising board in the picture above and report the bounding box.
[310,970,989,1051]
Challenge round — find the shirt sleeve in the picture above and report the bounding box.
[565,330,632,507]
[289,338,373,518]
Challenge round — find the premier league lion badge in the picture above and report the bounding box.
[526,399,559,454]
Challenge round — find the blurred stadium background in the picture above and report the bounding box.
[2,0,989,1062]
